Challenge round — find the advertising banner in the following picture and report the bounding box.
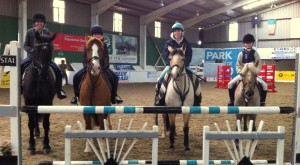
[205,48,243,77]
[53,33,85,52]
[276,71,295,81]
[110,35,138,63]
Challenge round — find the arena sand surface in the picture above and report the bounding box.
[0,82,295,165]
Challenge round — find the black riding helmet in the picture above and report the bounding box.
[90,25,103,35]
[243,34,255,43]
[33,13,46,23]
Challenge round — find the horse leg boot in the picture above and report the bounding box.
[260,90,267,106]
[169,126,175,150]
[228,88,235,106]
[34,115,40,138]
[27,114,36,155]
[43,114,51,154]
[183,127,190,151]
[50,62,67,99]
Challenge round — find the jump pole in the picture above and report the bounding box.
[22,105,294,114]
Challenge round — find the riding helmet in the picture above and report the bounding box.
[243,33,255,43]
[172,21,184,31]
[90,25,103,35]
[33,13,46,23]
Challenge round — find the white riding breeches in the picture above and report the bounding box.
[228,75,242,89]
[228,75,268,91]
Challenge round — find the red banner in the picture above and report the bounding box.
[53,33,85,52]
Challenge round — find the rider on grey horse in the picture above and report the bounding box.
[154,21,201,106]
[227,33,267,106]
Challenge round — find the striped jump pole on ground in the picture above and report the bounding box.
[39,159,277,165]
[22,105,294,114]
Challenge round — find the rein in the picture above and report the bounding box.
[172,74,191,106]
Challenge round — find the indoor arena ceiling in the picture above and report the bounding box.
[74,0,299,30]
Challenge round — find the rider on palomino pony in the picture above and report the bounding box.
[154,21,201,106]
[227,33,267,106]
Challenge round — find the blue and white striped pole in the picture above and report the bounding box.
[23,105,294,114]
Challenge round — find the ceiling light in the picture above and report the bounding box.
[160,0,164,7]
[243,0,274,10]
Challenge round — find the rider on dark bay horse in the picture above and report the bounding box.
[22,13,67,99]
[154,21,201,106]
[70,25,123,105]
[227,33,267,106]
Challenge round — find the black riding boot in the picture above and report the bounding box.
[260,90,267,106]
[228,88,235,106]
[50,63,67,99]
[70,68,86,105]
[194,93,202,106]
[106,69,123,104]
[154,83,166,106]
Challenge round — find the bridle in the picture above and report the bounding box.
[170,53,190,106]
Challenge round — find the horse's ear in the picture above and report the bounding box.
[35,31,41,41]
[168,46,173,53]
[85,35,91,41]
[254,60,259,67]
[181,44,186,54]
[50,33,56,41]
[99,36,104,42]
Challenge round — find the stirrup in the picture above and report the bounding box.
[70,97,78,105]
[113,96,123,104]
[57,90,67,99]
[228,101,234,106]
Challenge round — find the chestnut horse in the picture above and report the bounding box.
[80,36,111,152]
[23,31,56,155]
[163,46,201,151]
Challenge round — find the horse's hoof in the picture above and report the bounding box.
[27,148,36,155]
[43,148,51,154]
[168,145,175,151]
[43,145,51,154]
[184,147,190,152]
[27,145,36,155]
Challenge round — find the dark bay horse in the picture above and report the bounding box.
[23,31,56,155]
[234,61,260,132]
[162,46,201,151]
[79,36,111,152]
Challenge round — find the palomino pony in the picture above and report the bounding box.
[234,61,260,132]
[80,36,111,152]
[162,46,201,151]
[23,31,56,155]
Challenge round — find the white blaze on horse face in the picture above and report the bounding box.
[91,43,100,75]
[170,55,184,79]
